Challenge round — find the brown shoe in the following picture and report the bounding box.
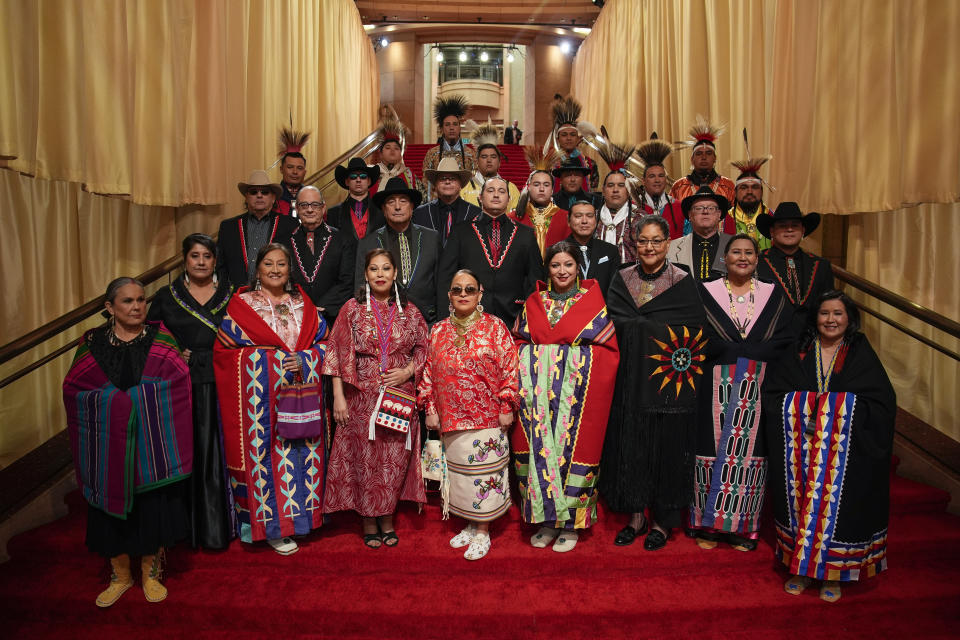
[95,554,134,608]
[141,550,168,603]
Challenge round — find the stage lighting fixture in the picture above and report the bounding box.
[459,50,468,62]
[560,41,572,54]
[480,51,489,62]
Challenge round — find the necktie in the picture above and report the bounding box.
[445,207,453,239]
[398,232,412,285]
[353,200,363,220]
[352,201,367,237]
[489,219,502,263]
[306,231,315,254]
[699,240,711,279]
[786,257,802,303]
[580,245,590,279]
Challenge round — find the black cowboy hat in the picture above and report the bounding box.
[680,185,730,219]
[334,157,380,190]
[371,176,423,209]
[756,201,821,239]
[551,156,592,178]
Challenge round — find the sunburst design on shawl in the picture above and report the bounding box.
[647,326,708,398]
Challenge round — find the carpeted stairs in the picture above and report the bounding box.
[404,143,532,190]
[1,456,958,639]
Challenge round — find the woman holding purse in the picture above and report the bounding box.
[419,269,519,560]
[323,249,429,548]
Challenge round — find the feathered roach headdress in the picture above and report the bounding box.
[471,119,501,155]
[277,128,310,159]
[433,94,470,126]
[376,117,408,153]
[544,95,600,156]
[730,128,774,190]
[679,114,726,151]
[595,125,637,176]
[635,132,673,173]
[522,145,559,177]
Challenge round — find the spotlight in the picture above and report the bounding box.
[480,51,489,62]
[379,37,389,48]
[506,52,514,63]
[436,51,444,62]
[459,50,468,62]
[560,41,572,54]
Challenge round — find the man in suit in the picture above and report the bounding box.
[325,157,384,242]
[437,176,543,327]
[756,202,835,337]
[503,119,523,145]
[565,200,620,294]
[356,176,441,323]
[218,170,298,288]
[275,185,356,325]
[413,156,481,247]
[668,186,732,281]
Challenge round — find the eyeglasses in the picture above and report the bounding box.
[296,201,324,210]
[636,238,666,248]
[348,172,369,181]
[449,285,479,296]
[691,205,721,213]
[246,188,271,196]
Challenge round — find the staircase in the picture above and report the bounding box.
[404,143,531,189]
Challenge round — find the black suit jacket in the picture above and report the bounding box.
[274,222,357,325]
[756,246,835,337]
[325,196,385,242]
[437,214,544,327]
[354,224,441,323]
[412,197,481,247]
[504,126,522,144]
[565,235,621,296]
[217,212,299,288]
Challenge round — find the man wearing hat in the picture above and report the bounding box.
[422,94,477,200]
[729,156,773,250]
[595,169,640,263]
[355,177,442,323]
[668,186,733,281]
[549,96,599,192]
[274,128,310,217]
[412,156,481,247]
[460,122,521,212]
[275,185,357,325]
[552,157,602,212]
[669,116,736,235]
[370,117,425,200]
[636,133,685,239]
[325,158,384,242]
[218,170,299,288]
[438,176,543,327]
[756,202,835,336]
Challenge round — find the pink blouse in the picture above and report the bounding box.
[238,290,304,350]
[703,278,774,337]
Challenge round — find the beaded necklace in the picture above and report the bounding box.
[370,298,398,375]
[814,336,843,394]
[724,277,756,337]
[291,225,333,283]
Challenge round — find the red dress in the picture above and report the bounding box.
[322,298,428,516]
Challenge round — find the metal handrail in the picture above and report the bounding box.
[833,265,960,339]
[0,127,380,376]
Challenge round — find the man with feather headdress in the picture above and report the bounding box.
[371,116,426,202]
[635,132,685,239]
[460,120,521,212]
[509,146,563,257]
[593,132,642,263]
[275,128,310,217]
[669,115,736,235]
[422,94,477,199]
[729,134,773,250]
[548,96,599,193]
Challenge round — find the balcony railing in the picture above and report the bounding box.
[439,63,502,86]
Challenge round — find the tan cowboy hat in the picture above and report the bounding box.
[237,170,282,198]
[423,156,473,186]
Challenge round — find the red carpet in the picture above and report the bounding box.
[2,459,959,639]
[404,143,532,189]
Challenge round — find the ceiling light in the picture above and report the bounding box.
[379,37,389,48]
[363,24,375,30]
[459,50,468,62]
[560,41,572,54]
[436,51,444,62]
[506,52,514,63]
[573,27,592,35]
[480,51,489,62]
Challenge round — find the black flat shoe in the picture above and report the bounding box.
[363,533,383,549]
[381,530,399,547]
[643,528,669,551]
[725,533,757,551]
[614,520,649,546]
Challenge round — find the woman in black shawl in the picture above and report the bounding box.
[600,215,708,551]
[764,291,896,603]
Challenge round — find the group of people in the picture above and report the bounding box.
[62,97,896,609]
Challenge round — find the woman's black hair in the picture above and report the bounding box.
[800,289,862,351]
[632,213,670,239]
[723,233,760,255]
[354,247,410,307]
[545,240,585,273]
[449,268,481,289]
[248,242,293,290]
[181,233,218,259]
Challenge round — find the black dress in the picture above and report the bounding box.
[147,276,234,549]
[84,325,190,557]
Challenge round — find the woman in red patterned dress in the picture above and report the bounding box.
[420,269,519,560]
[323,249,428,548]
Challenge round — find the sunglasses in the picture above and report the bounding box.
[449,285,479,296]
[247,188,271,196]
[348,172,369,180]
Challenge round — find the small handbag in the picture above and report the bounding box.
[276,379,325,440]
[368,386,416,450]
[421,434,444,482]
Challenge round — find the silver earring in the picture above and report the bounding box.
[365,282,371,312]
[255,276,261,290]
[213,272,219,286]
[477,303,484,313]
[448,303,454,313]
[184,272,190,286]
[394,281,403,315]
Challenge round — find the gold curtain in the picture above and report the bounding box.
[0,0,379,466]
[571,0,960,440]
[571,0,960,213]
